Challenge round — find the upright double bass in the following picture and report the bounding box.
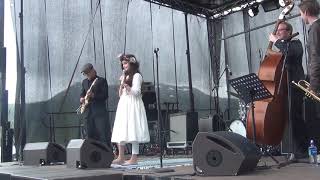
[246,1,294,145]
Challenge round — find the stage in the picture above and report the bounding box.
[0,156,319,180]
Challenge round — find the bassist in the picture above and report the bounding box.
[269,21,307,159]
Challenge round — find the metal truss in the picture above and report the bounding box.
[143,0,252,18]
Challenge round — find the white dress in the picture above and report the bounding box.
[111,73,150,144]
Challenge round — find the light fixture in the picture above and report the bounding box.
[279,0,287,7]
[248,5,259,17]
[212,0,266,19]
[261,0,280,12]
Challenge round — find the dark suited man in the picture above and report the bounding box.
[269,21,307,159]
[299,0,320,92]
[80,63,111,146]
[298,0,320,147]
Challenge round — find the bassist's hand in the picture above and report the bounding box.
[269,33,278,43]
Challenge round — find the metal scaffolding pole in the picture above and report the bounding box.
[184,13,195,112]
[0,0,13,162]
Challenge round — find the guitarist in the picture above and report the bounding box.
[80,63,111,147]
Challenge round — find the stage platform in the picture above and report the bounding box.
[0,156,320,180]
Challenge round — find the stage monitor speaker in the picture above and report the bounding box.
[23,142,66,166]
[66,139,113,168]
[169,112,198,142]
[193,131,261,176]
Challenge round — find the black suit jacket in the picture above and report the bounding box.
[307,19,320,92]
[274,38,304,82]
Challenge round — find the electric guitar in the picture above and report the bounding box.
[77,78,98,114]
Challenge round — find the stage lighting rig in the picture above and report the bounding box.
[248,5,259,17]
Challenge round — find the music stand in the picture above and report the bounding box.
[229,73,272,143]
[229,73,282,166]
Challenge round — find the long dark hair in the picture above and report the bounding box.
[119,54,140,87]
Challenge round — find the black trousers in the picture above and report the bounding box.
[83,108,111,147]
[304,98,320,147]
[289,86,308,154]
[300,75,320,149]
[288,72,308,154]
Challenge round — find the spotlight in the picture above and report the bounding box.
[248,5,259,17]
[279,0,291,8]
[261,0,281,12]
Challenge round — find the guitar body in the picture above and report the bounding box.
[78,78,98,114]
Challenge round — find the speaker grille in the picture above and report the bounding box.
[90,151,102,163]
[206,150,223,167]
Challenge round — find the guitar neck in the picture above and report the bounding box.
[87,78,98,93]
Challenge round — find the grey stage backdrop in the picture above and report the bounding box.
[11,0,314,147]
[12,0,213,145]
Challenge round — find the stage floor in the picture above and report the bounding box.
[0,156,320,180]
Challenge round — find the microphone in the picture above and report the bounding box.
[121,70,126,86]
[280,32,299,43]
[286,32,299,41]
[226,64,232,76]
[154,48,159,54]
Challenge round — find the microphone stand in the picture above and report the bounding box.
[153,48,174,173]
[277,32,299,94]
[276,32,299,168]
[211,65,231,131]
[278,33,299,168]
